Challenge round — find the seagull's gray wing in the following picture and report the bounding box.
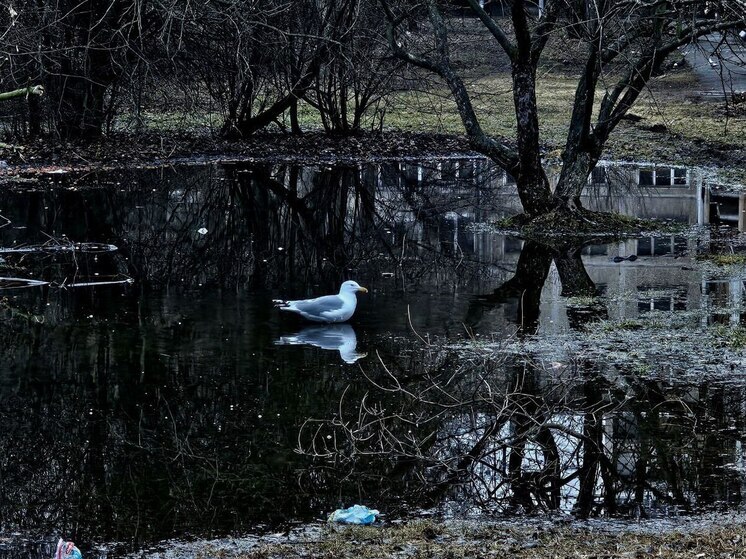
[292,295,345,315]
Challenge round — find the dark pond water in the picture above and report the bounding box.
[1,159,746,558]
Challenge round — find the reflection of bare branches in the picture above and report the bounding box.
[298,340,713,518]
[1,159,513,291]
[0,296,45,323]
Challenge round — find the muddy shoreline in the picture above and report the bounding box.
[0,129,743,187]
[0,132,478,178]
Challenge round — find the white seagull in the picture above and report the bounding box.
[273,280,368,323]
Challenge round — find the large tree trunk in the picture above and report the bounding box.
[554,150,597,209]
[510,3,554,217]
[52,76,110,139]
[553,40,603,209]
[511,62,554,215]
[384,0,745,222]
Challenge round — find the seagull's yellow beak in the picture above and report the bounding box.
[358,286,368,293]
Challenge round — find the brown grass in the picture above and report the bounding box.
[190,518,746,559]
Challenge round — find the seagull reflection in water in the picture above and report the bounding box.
[275,324,367,364]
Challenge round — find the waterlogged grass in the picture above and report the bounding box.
[714,325,746,349]
[508,208,659,237]
[601,319,648,332]
[506,304,746,385]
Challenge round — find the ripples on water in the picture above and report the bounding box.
[1,159,746,558]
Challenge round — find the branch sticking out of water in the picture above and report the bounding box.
[0,241,118,254]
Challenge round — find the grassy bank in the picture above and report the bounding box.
[3,17,743,186]
[134,63,745,187]
[145,516,746,558]
[380,69,745,184]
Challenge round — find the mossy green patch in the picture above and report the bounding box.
[504,207,661,240]
[713,325,746,349]
[697,253,746,266]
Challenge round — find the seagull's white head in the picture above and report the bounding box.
[340,280,368,295]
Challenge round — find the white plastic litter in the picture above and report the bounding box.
[329,504,380,525]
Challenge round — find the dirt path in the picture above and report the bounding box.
[684,33,746,97]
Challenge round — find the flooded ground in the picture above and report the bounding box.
[1,159,746,558]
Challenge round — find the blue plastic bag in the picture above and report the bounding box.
[329,504,379,525]
[54,538,83,559]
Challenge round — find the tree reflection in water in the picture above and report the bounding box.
[301,239,745,520]
[0,160,509,555]
[0,161,745,558]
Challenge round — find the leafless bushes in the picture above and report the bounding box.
[0,0,147,138]
[0,0,742,151]
[0,0,400,141]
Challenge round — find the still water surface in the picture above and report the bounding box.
[1,159,745,558]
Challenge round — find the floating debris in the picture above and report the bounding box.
[54,275,134,288]
[0,275,133,290]
[54,538,82,559]
[0,277,49,289]
[0,241,118,254]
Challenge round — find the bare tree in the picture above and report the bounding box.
[152,0,400,138]
[304,0,400,134]
[378,0,746,219]
[160,0,364,139]
[0,0,151,139]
